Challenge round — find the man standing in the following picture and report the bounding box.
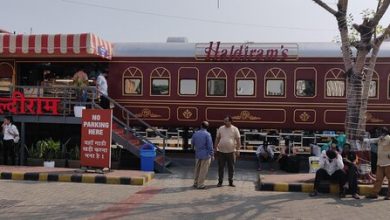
[96,72,109,109]
[215,116,241,187]
[192,121,214,189]
[2,116,19,165]
[366,127,390,200]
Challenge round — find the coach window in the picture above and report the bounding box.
[295,67,316,97]
[180,79,197,95]
[235,68,256,97]
[123,67,143,95]
[207,67,227,96]
[368,71,379,98]
[178,67,199,96]
[264,68,286,97]
[296,80,315,97]
[151,67,170,96]
[325,68,346,98]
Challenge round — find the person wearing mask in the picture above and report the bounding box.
[96,72,109,109]
[214,116,241,187]
[365,127,390,200]
[341,143,360,199]
[2,116,19,165]
[192,121,214,189]
[310,149,347,198]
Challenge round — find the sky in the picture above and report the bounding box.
[1,0,390,43]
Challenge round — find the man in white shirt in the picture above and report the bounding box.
[2,116,19,165]
[256,141,275,171]
[310,149,347,198]
[214,116,241,187]
[96,72,109,109]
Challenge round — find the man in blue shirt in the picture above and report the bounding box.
[192,121,214,189]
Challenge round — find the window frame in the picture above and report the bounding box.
[234,67,256,97]
[206,67,227,97]
[122,67,143,96]
[264,68,287,98]
[150,67,171,96]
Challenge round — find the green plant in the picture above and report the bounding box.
[37,138,61,161]
[27,144,40,159]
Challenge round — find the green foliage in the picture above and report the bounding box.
[36,138,61,161]
[333,9,385,43]
[27,144,40,159]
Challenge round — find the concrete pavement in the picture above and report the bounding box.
[0,162,390,219]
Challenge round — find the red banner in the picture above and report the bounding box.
[80,109,112,168]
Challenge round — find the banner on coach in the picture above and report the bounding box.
[80,109,112,168]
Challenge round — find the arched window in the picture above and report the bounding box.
[325,68,346,98]
[122,67,143,95]
[367,70,379,98]
[206,67,227,97]
[0,62,14,94]
[264,68,286,97]
[235,67,256,97]
[150,67,170,96]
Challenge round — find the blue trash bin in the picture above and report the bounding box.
[140,144,156,171]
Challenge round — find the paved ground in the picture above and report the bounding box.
[1,161,390,219]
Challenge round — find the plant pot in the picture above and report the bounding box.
[27,158,44,166]
[44,161,55,168]
[68,160,80,168]
[54,159,66,168]
[74,106,86,117]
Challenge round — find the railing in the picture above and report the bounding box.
[8,85,99,116]
[95,94,168,171]
[4,85,168,171]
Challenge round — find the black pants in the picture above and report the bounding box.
[100,96,110,109]
[218,152,235,183]
[314,168,347,191]
[345,163,358,194]
[371,151,378,174]
[3,140,15,165]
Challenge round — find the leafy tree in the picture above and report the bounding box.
[313,0,390,149]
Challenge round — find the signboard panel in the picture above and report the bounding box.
[195,41,299,62]
[80,109,112,168]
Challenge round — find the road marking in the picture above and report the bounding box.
[89,186,161,220]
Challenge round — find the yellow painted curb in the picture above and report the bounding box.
[106,177,121,185]
[39,173,48,181]
[359,185,373,196]
[11,172,25,181]
[58,175,71,182]
[329,184,340,193]
[131,177,145,185]
[274,183,289,192]
[301,183,314,193]
[82,175,96,183]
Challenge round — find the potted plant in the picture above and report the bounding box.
[26,144,44,166]
[68,145,80,168]
[37,138,61,168]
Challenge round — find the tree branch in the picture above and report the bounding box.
[375,23,390,45]
[312,0,337,15]
[368,0,390,28]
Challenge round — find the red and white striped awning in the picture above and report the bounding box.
[0,33,112,59]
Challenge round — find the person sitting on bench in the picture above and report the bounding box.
[310,149,347,198]
[341,143,360,199]
[256,140,275,171]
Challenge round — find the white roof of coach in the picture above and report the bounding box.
[113,42,390,58]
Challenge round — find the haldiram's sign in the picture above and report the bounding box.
[195,41,299,62]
